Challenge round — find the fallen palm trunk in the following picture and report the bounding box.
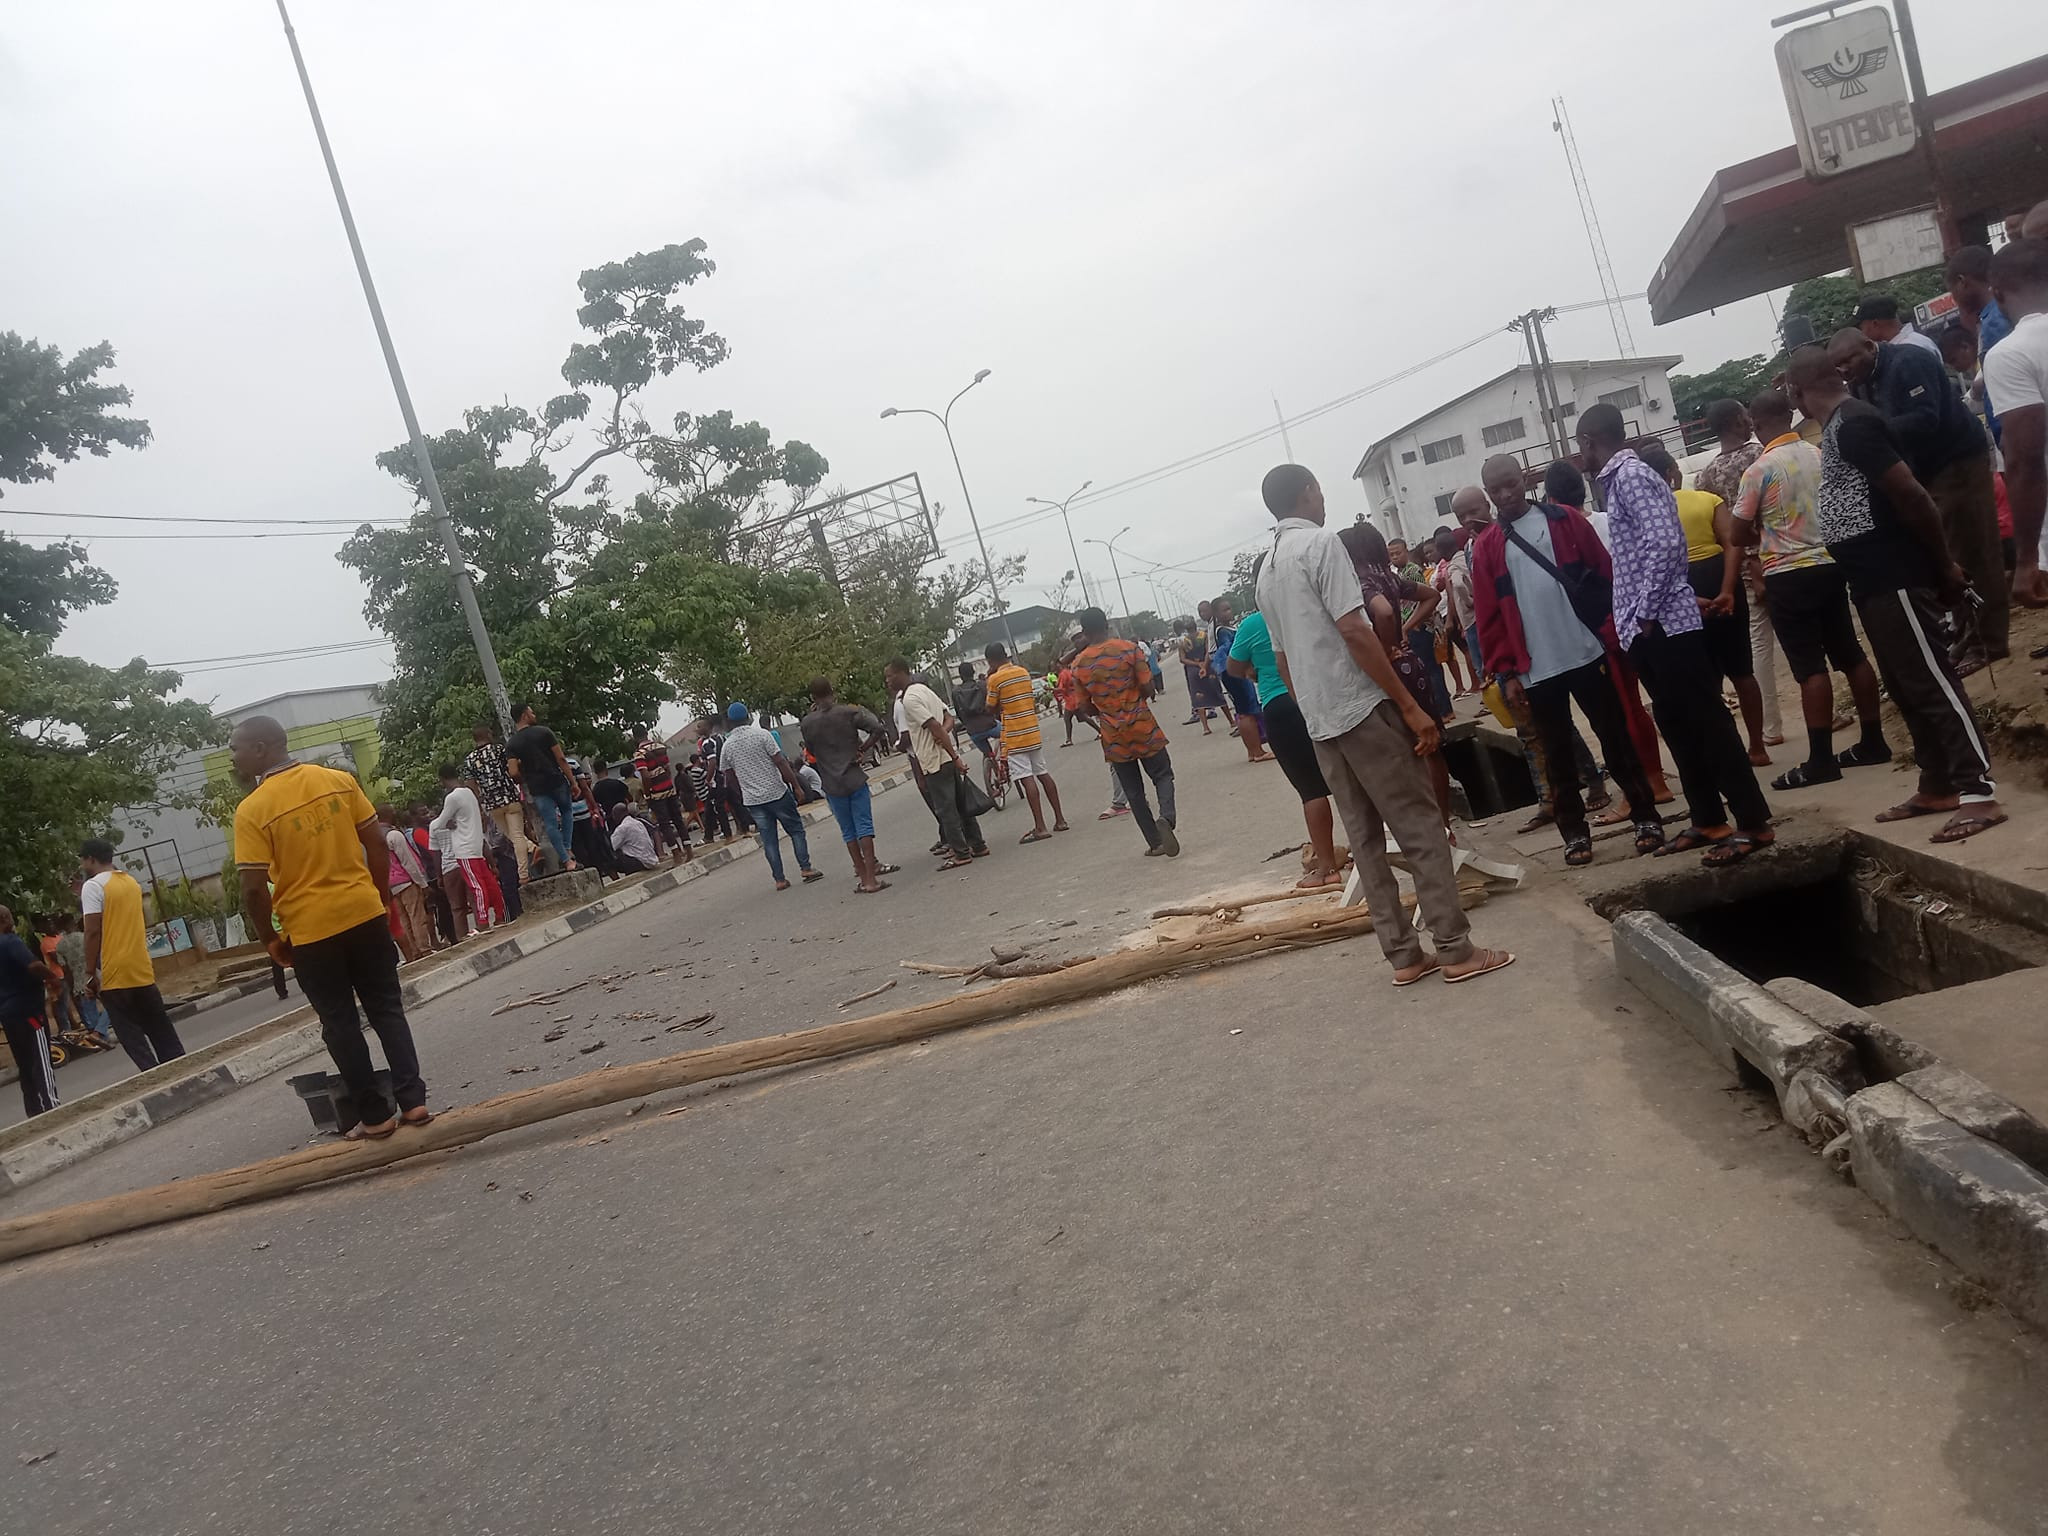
[1149,886,1341,919]
[0,890,1480,1265]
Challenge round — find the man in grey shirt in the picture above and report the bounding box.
[800,676,896,892]
[721,703,822,890]
[1256,462,1511,987]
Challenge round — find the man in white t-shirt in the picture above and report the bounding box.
[1256,463,1511,988]
[1983,237,2048,610]
[434,765,506,937]
[888,657,987,867]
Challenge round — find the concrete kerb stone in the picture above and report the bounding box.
[1845,1082,2048,1331]
[0,767,916,1199]
[1610,911,1860,1133]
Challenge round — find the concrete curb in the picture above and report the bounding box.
[167,976,278,1021]
[0,767,919,1199]
[1612,911,2048,1330]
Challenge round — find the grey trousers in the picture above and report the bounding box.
[1313,702,1474,969]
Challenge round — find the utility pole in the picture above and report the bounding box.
[1509,309,1568,460]
[275,0,513,733]
[1273,396,1296,460]
[1891,0,1959,255]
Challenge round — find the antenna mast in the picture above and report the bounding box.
[1550,96,1635,357]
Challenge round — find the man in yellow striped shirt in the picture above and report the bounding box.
[985,642,1069,843]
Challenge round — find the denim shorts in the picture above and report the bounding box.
[826,784,875,843]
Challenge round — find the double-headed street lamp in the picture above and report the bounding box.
[1024,480,1093,608]
[1082,526,1133,625]
[881,369,1014,655]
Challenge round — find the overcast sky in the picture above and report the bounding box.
[5,1,2042,723]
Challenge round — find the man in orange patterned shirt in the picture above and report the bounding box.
[1070,606,1179,857]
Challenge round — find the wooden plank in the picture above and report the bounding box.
[0,890,1479,1266]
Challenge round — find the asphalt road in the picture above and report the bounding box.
[3,729,2045,1535]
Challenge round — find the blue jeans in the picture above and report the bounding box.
[531,782,575,864]
[71,986,115,1043]
[749,793,812,883]
[826,785,875,843]
[1466,622,1485,684]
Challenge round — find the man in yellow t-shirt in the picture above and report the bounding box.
[984,641,1069,842]
[231,715,429,1140]
[78,839,188,1071]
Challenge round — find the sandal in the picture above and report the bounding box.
[1443,948,1515,985]
[1654,827,1728,857]
[855,881,891,893]
[936,856,973,871]
[1836,740,1892,768]
[1019,829,1054,844]
[1391,958,1441,987]
[1515,811,1555,835]
[1564,834,1594,868]
[1633,821,1667,856]
[400,1107,434,1127]
[875,863,902,875]
[800,869,824,882]
[1771,761,1842,791]
[1931,809,2007,844]
[345,1117,399,1142]
[1875,798,1952,823]
[1701,831,1774,866]
[1592,803,1631,826]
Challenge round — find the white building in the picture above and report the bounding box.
[1352,355,1683,544]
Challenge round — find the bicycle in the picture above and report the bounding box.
[977,735,1010,811]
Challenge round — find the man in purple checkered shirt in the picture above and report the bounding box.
[1579,403,1772,863]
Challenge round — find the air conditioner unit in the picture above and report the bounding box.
[1648,398,1665,412]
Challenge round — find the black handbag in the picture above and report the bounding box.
[1501,513,1612,641]
[958,770,996,820]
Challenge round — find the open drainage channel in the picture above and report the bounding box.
[1601,828,2048,1329]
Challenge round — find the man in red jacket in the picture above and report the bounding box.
[1471,454,1665,864]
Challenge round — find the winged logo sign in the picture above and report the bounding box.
[1802,44,1891,100]
[1775,8,1915,180]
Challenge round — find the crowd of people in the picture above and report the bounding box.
[8,210,2045,1121]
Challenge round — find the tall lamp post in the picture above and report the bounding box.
[881,370,1014,655]
[1082,527,1134,624]
[275,0,513,733]
[1025,480,1093,608]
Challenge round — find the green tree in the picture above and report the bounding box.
[0,333,152,491]
[0,333,215,906]
[1782,268,1948,344]
[1669,354,1775,445]
[340,243,835,781]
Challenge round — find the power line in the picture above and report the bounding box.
[0,508,406,527]
[156,638,392,668]
[4,528,391,541]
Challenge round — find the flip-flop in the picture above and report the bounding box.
[1391,959,1441,987]
[875,864,902,875]
[935,856,973,870]
[1593,804,1631,826]
[1654,828,1729,857]
[1443,949,1515,985]
[400,1107,434,1127]
[1836,741,1892,768]
[1875,799,1952,823]
[1771,761,1841,791]
[774,880,791,891]
[1701,832,1774,867]
[1515,812,1555,835]
[1019,829,1054,844]
[344,1118,399,1142]
[1931,810,2007,844]
[800,869,825,882]
[855,881,891,893]
[1294,871,1342,890]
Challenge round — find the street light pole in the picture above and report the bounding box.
[1025,480,1093,607]
[1083,527,1134,623]
[274,0,512,733]
[882,370,1014,655]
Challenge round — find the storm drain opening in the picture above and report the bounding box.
[1442,723,1538,822]
[1665,844,2043,1010]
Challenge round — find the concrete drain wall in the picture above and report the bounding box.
[1611,861,2048,1330]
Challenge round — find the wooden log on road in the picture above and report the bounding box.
[0,889,1482,1265]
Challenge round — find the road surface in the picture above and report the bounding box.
[3,729,2043,1535]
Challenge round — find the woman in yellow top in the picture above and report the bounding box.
[1642,443,1773,767]
[231,714,430,1141]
